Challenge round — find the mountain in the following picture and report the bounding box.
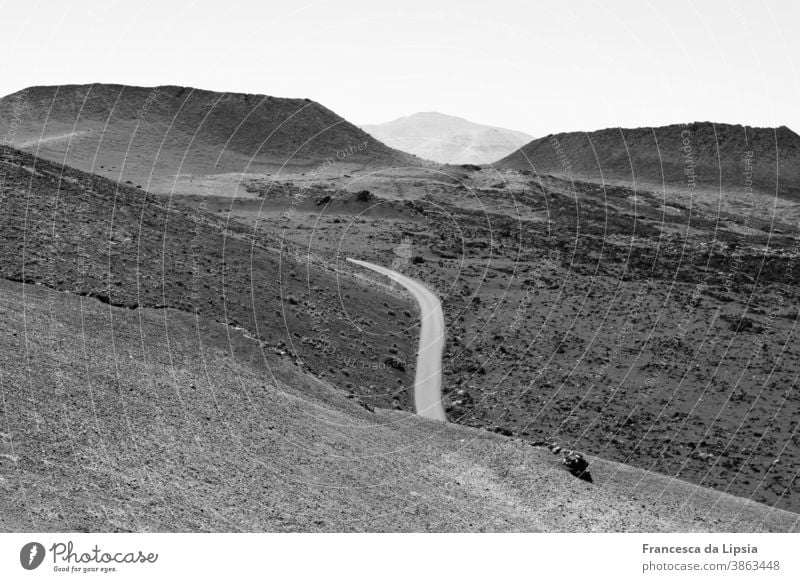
[0,84,420,191]
[361,112,533,165]
[495,122,800,200]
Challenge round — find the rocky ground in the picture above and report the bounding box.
[223,165,800,514]
[2,277,797,532]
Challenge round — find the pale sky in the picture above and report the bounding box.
[3,0,798,136]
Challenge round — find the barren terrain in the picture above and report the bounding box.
[227,161,800,513]
[2,277,797,532]
[2,86,800,527]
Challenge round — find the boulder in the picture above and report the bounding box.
[563,450,593,483]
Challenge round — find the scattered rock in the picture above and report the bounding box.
[384,356,406,372]
[492,426,514,437]
[562,450,593,483]
[692,451,715,461]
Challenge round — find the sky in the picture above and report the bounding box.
[2,0,798,136]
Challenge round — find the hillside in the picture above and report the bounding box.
[495,122,800,200]
[0,84,420,193]
[0,143,421,413]
[3,276,799,532]
[361,112,532,165]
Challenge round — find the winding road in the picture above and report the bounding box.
[346,258,447,422]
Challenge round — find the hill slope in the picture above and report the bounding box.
[0,84,420,192]
[0,143,419,412]
[362,112,533,165]
[2,277,798,532]
[495,122,800,200]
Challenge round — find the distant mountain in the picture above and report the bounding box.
[361,112,533,165]
[495,122,800,200]
[0,84,420,189]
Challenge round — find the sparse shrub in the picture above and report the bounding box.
[384,356,406,372]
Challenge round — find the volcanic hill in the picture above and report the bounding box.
[0,84,421,193]
[495,122,800,200]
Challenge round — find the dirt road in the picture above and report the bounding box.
[347,258,447,421]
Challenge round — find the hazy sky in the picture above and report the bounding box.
[3,0,798,136]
